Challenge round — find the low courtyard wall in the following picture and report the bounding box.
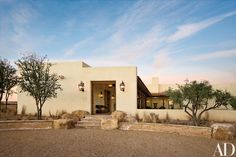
[136,109,236,122]
[119,122,212,138]
[0,120,53,131]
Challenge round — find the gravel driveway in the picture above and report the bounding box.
[0,129,235,157]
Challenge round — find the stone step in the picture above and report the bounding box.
[85,115,112,119]
[75,124,101,129]
[75,122,101,129]
[77,121,101,125]
[81,118,101,122]
[76,123,101,127]
[76,115,111,129]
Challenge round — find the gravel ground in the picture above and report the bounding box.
[0,129,235,157]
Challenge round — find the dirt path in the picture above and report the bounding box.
[0,129,235,157]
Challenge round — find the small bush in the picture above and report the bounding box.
[150,113,159,123]
[162,113,170,123]
[49,110,53,117]
[135,113,140,122]
[142,112,152,123]
[55,110,67,119]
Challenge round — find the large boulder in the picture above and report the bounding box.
[101,118,118,130]
[61,113,73,119]
[53,119,75,129]
[124,114,138,123]
[211,123,235,140]
[71,110,89,119]
[61,113,79,123]
[111,111,126,122]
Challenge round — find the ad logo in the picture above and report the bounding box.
[213,143,235,156]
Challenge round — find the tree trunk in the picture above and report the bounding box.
[0,93,3,112]
[192,111,199,126]
[38,102,43,120]
[39,108,42,120]
[36,105,40,120]
[5,92,9,111]
[39,105,43,120]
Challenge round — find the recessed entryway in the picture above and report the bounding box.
[91,81,116,115]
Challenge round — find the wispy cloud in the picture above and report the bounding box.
[11,4,35,25]
[192,49,236,61]
[64,37,93,56]
[0,3,55,56]
[168,11,236,42]
[64,0,166,61]
[154,49,172,68]
[1,0,236,84]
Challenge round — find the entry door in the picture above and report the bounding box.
[104,90,111,113]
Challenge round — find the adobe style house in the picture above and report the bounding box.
[18,61,138,115]
[18,61,171,115]
[18,61,236,122]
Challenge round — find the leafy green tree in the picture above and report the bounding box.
[4,65,17,110]
[167,81,234,126]
[166,88,184,108]
[16,54,62,120]
[0,59,17,111]
[0,59,6,105]
[230,96,236,109]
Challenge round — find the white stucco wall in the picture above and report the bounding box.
[17,61,137,115]
[143,78,236,122]
[137,109,236,122]
[147,77,236,96]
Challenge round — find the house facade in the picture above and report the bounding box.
[18,61,139,115]
[18,61,236,122]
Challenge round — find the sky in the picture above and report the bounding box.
[0,0,236,84]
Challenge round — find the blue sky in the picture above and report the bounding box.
[0,0,236,84]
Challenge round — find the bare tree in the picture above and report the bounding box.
[16,54,62,120]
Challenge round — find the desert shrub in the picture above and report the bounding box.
[55,110,67,119]
[142,112,152,123]
[162,113,170,123]
[150,113,159,123]
[48,110,53,117]
[135,113,140,122]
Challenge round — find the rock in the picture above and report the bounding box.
[61,113,73,119]
[124,114,138,123]
[61,113,80,123]
[71,110,89,119]
[211,123,235,140]
[111,111,126,122]
[53,119,75,129]
[101,118,118,130]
